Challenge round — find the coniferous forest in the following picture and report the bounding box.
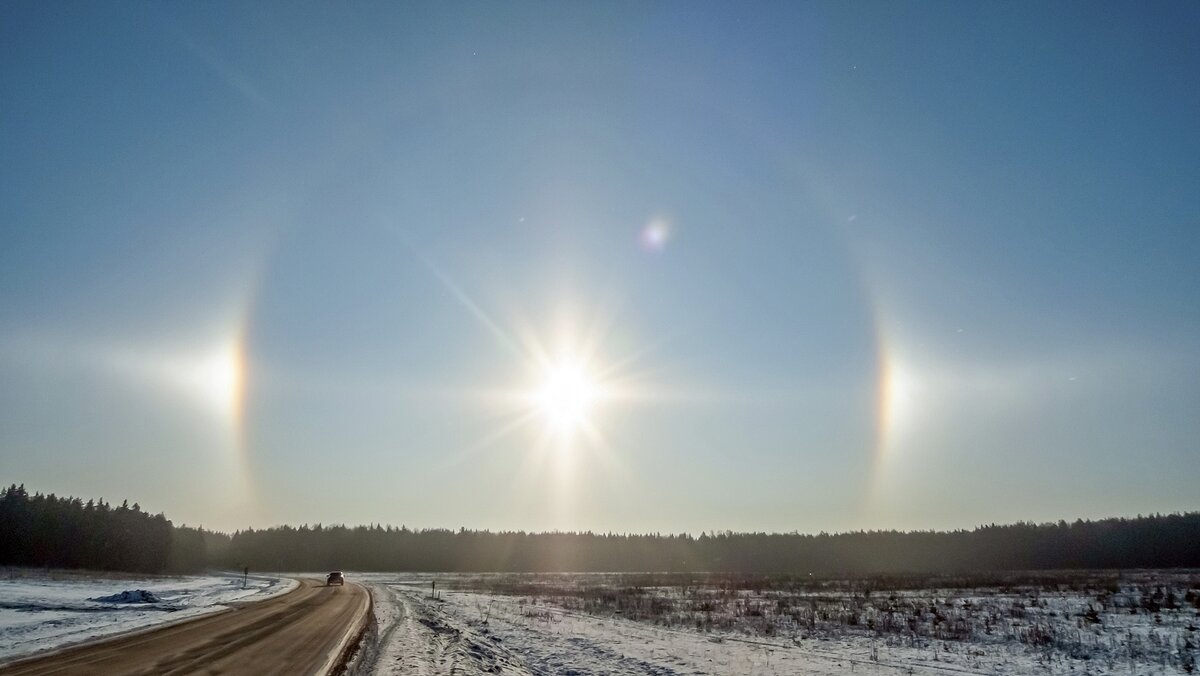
[3,483,1198,575]
[0,484,222,573]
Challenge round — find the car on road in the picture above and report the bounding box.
[326,571,344,586]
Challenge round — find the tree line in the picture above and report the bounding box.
[226,514,1200,573]
[0,484,227,573]
[3,483,1199,574]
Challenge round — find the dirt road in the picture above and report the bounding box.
[0,578,368,676]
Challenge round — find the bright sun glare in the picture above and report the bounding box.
[534,360,599,432]
[184,340,245,422]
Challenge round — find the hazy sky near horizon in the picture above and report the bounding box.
[2,2,1198,534]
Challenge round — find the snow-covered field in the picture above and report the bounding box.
[3,569,1194,674]
[0,569,297,663]
[352,572,1200,675]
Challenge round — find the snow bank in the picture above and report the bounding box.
[89,590,161,604]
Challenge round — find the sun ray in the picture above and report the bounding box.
[419,254,523,357]
[432,409,542,471]
[408,249,674,527]
[577,419,627,476]
[591,334,672,382]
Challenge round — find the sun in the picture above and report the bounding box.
[534,359,599,432]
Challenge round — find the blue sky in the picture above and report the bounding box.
[2,1,1198,533]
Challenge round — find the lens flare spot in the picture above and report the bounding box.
[640,219,671,251]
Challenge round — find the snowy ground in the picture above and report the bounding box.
[0,568,297,663]
[352,572,1200,676]
[4,569,1193,674]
